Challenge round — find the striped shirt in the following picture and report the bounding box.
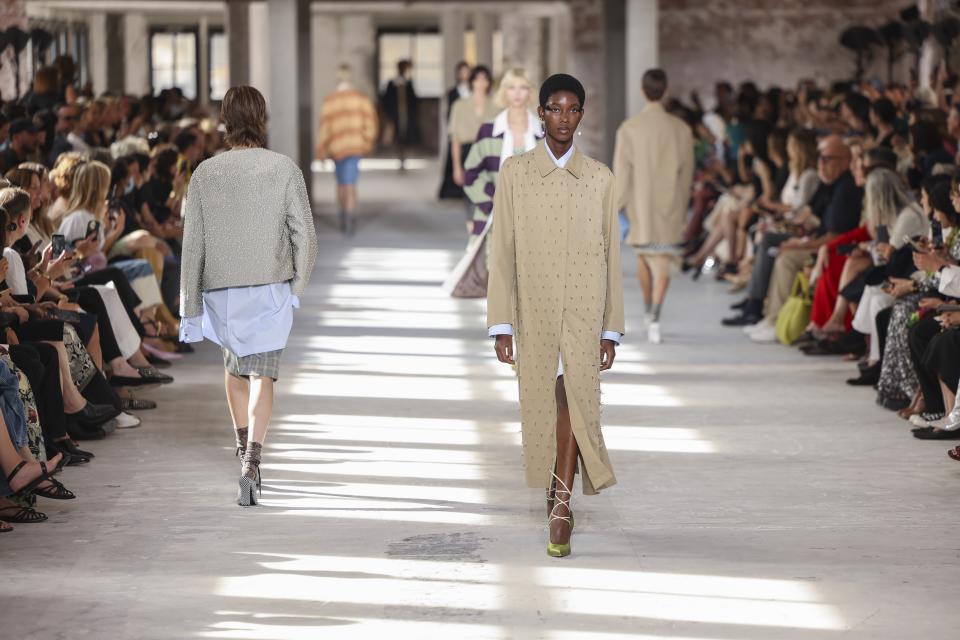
[316,87,379,161]
[462,109,542,237]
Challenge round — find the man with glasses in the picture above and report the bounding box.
[723,134,863,327]
[48,105,82,167]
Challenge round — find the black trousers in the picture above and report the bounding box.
[924,329,960,396]
[73,267,145,336]
[81,370,121,411]
[907,316,944,414]
[9,343,67,447]
[876,306,893,364]
[76,287,123,362]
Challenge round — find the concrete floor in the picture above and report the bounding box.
[3,164,960,640]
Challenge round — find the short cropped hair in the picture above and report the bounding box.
[642,68,668,102]
[538,73,586,109]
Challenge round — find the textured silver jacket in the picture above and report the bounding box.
[179,148,318,318]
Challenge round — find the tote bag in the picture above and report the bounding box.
[775,272,812,345]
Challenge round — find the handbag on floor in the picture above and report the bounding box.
[775,272,812,345]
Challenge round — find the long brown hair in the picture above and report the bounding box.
[220,86,267,148]
[9,162,54,238]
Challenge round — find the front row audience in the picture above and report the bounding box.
[683,79,960,465]
[0,76,218,532]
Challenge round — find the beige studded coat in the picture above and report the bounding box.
[487,143,625,494]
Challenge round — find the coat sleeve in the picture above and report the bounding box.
[285,164,319,298]
[601,172,626,336]
[676,125,695,214]
[486,159,516,328]
[179,175,205,319]
[612,125,631,212]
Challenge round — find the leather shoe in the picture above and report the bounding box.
[67,402,121,428]
[721,313,760,327]
[846,364,880,386]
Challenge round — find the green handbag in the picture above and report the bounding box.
[775,272,812,345]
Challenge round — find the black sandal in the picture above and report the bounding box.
[0,504,48,523]
[121,397,157,411]
[6,460,54,499]
[33,478,76,500]
[0,521,11,532]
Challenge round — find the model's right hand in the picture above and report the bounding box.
[494,334,515,365]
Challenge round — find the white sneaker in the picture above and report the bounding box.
[647,322,662,344]
[749,322,778,343]
[115,411,141,429]
[742,321,762,335]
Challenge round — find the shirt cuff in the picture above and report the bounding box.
[601,330,622,345]
[292,295,301,310]
[488,323,513,337]
[179,315,204,343]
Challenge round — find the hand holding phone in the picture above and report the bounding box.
[51,234,66,258]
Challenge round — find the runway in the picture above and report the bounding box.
[3,164,959,640]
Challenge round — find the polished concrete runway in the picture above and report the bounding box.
[3,165,960,639]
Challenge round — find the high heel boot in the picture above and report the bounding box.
[234,426,248,462]
[238,441,262,507]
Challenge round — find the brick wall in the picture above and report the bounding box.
[659,0,914,102]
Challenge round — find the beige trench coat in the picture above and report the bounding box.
[487,144,625,494]
[613,101,694,247]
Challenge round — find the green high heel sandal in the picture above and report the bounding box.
[546,472,573,558]
[547,485,574,530]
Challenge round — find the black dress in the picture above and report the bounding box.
[439,85,466,199]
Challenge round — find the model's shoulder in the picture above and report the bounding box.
[579,152,613,180]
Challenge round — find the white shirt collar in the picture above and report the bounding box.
[544,140,575,168]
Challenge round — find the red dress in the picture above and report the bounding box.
[810,225,871,328]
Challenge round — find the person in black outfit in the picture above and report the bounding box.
[0,119,37,174]
[382,59,420,170]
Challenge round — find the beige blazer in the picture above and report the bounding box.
[613,101,694,247]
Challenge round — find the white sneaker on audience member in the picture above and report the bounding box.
[749,321,778,343]
[115,412,142,429]
[648,322,662,344]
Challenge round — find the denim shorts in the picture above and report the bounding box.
[334,156,361,185]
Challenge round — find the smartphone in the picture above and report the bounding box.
[932,220,944,250]
[51,234,66,258]
[86,219,100,239]
[876,225,889,244]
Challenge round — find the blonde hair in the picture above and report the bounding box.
[66,161,111,219]
[787,129,818,176]
[51,151,88,195]
[494,67,534,109]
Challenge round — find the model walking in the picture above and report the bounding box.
[487,74,625,557]
[316,64,379,236]
[444,67,541,297]
[180,86,318,506]
[613,68,694,343]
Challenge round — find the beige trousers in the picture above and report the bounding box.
[764,249,810,321]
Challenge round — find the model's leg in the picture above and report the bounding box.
[248,376,274,445]
[550,376,577,547]
[225,370,250,429]
[636,256,653,313]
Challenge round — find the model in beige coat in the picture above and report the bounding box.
[613,69,693,343]
[488,73,625,558]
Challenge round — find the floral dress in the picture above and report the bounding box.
[876,229,960,408]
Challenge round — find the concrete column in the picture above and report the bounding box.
[267,0,312,182]
[198,16,210,105]
[225,0,250,87]
[123,12,150,96]
[87,12,108,95]
[626,0,657,116]
[340,15,376,98]
[473,12,495,68]
[105,14,125,93]
[248,1,269,93]
[568,0,606,160]
[547,13,571,74]
[441,9,465,86]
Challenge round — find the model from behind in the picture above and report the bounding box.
[179,86,318,506]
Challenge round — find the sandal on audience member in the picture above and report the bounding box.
[912,427,960,440]
[6,456,60,499]
[137,367,174,384]
[0,521,11,532]
[33,478,76,500]
[121,396,157,411]
[0,504,48,523]
[948,446,960,461]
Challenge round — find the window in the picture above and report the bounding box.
[377,32,443,98]
[150,28,198,99]
[209,30,228,101]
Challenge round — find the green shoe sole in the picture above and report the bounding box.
[547,542,571,558]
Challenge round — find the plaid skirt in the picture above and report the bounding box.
[222,347,283,380]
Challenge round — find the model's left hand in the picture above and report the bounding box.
[600,339,616,371]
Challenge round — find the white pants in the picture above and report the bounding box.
[851,285,894,362]
[92,284,141,359]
